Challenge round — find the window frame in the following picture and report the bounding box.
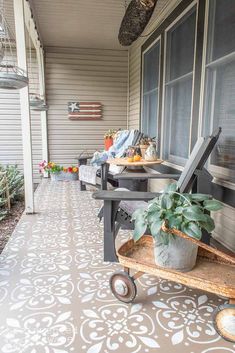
[199,0,235,186]
[141,36,161,140]
[160,0,198,166]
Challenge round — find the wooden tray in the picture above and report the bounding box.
[107,157,163,166]
[117,236,235,299]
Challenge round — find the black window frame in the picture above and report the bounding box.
[140,0,235,206]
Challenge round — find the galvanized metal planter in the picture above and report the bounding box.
[50,171,78,181]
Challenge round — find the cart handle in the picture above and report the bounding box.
[162,224,235,265]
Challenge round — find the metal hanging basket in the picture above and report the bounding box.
[29,93,44,107]
[0,63,28,90]
[31,102,49,111]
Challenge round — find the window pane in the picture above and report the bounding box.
[142,41,160,138]
[204,61,235,175]
[167,9,196,81]
[143,43,160,92]
[163,7,196,165]
[203,0,235,182]
[208,0,235,62]
[170,79,193,158]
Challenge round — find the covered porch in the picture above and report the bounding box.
[0,0,235,352]
[0,180,233,352]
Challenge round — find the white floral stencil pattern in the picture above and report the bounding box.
[0,180,234,353]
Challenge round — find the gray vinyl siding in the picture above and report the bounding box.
[45,47,128,165]
[127,0,235,252]
[0,52,42,183]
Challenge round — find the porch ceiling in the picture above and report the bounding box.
[30,0,131,50]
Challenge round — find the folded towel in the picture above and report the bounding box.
[79,165,100,185]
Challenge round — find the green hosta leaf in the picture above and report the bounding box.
[160,194,173,210]
[133,220,147,241]
[180,194,192,205]
[132,208,146,221]
[148,211,162,224]
[175,206,184,215]
[164,182,177,193]
[168,215,182,229]
[199,214,215,233]
[159,230,170,245]
[190,193,211,202]
[183,206,207,222]
[203,199,223,211]
[181,222,202,240]
[150,220,163,237]
[147,202,160,213]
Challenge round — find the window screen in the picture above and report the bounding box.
[162,7,196,166]
[203,0,235,181]
[142,41,160,138]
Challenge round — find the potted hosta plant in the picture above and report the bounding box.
[132,183,223,272]
[104,129,117,151]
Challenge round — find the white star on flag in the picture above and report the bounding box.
[69,102,79,112]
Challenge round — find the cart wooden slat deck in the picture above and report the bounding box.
[109,234,235,342]
[118,236,235,300]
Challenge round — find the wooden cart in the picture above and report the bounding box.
[109,230,235,342]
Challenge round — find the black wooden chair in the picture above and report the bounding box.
[93,128,222,262]
[76,130,144,191]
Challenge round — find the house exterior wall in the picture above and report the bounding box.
[0,52,42,183]
[45,47,128,166]
[127,0,235,252]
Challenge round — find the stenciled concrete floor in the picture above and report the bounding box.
[0,180,234,353]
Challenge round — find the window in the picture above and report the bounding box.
[141,40,160,138]
[162,6,197,166]
[203,0,235,182]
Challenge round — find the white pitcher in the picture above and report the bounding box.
[145,142,158,161]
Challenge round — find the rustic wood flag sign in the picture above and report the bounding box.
[68,102,102,120]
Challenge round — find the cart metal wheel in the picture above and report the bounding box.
[109,271,137,303]
[213,303,235,342]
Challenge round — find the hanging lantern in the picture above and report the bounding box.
[31,102,49,111]
[29,92,44,107]
[0,8,28,89]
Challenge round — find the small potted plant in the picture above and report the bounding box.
[132,183,223,272]
[39,161,78,181]
[104,129,117,151]
[139,136,156,159]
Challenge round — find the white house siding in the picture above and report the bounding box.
[127,0,235,251]
[0,52,42,183]
[45,47,128,166]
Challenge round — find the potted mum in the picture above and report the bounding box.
[132,183,223,272]
[104,129,117,151]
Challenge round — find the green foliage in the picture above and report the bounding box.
[132,182,223,244]
[0,165,24,222]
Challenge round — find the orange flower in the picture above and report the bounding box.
[72,167,78,173]
[63,167,68,172]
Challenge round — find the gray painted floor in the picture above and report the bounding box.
[0,180,234,353]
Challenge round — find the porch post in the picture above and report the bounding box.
[37,46,49,174]
[13,0,34,214]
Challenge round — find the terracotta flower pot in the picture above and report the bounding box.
[104,137,113,151]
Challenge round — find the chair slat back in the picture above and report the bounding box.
[177,128,221,193]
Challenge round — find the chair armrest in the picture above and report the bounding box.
[114,173,180,180]
[92,190,160,201]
